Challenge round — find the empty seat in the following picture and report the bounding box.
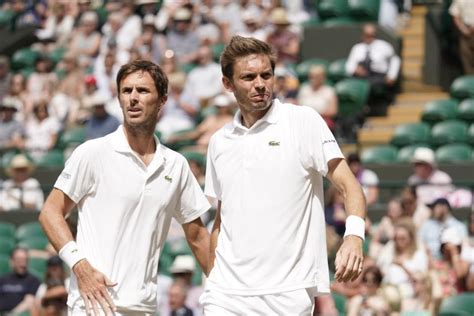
[335,78,370,117]
[16,222,46,242]
[348,0,380,21]
[317,0,349,19]
[421,99,459,124]
[321,16,356,27]
[435,144,472,163]
[458,98,474,123]
[327,58,348,83]
[390,123,431,147]
[397,144,431,163]
[0,221,16,239]
[18,236,49,251]
[439,293,474,315]
[0,237,15,256]
[361,145,398,164]
[430,120,468,147]
[11,48,40,71]
[0,254,11,275]
[28,257,47,281]
[450,75,474,100]
[469,124,474,146]
[35,149,65,169]
[332,293,347,315]
[295,58,329,83]
[56,127,85,150]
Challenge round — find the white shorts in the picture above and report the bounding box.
[68,306,153,316]
[200,288,315,315]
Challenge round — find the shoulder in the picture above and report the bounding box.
[68,136,109,160]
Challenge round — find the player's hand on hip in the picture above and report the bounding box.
[334,235,364,283]
[73,259,117,316]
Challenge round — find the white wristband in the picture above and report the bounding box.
[344,215,365,240]
[59,241,86,269]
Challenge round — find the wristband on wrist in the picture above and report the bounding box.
[344,215,365,240]
[59,241,86,269]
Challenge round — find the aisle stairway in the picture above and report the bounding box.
[352,5,449,153]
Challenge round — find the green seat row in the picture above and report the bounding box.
[317,0,380,24]
[421,98,474,124]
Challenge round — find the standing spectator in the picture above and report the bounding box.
[83,92,120,140]
[0,55,12,100]
[0,248,41,314]
[0,99,24,152]
[345,24,401,116]
[449,0,474,74]
[0,154,44,211]
[419,198,467,260]
[266,7,300,64]
[408,147,453,205]
[297,65,338,131]
[167,8,200,65]
[347,153,379,206]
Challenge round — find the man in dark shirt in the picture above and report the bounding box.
[0,248,41,313]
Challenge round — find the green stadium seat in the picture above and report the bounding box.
[20,67,35,79]
[332,292,347,315]
[0,237,15,256]
[435,144,473,163]
[322,16,356,27]
[397,144,431,162]
[211,43,225,62]
[328,58,348,83]
[450,75,474,100]
[167,238,192,257]
[11,48,40,71]
[18,236,49,251]
[1,149,20,168]
[295,58,330,83]
[179,63,196,74]
[35,149,65,169]
[57,127,85,150]
[0,254,11,275]
[361,145,398,164]
[0,221,16,239]
[439,293,474,315]
[458,99,474,123]
[48,47,66,67]
[181,151,206,167]
[390,123,431,147]
[159,242,173,276]
[335,78,370,117]
[469,124,474,146]
[16,222,46,242]
[317,0,349,19]
[430,120,468,147]
[421,99,459,124]
[164,128,196,152]
[302,17,321,26]
[0,10,14,28]
[28,257,47,281]
[348,0,380,21]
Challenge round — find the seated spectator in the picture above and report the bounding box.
[0,248,41,314]
[400,186,431,229]
[24,101,61,161]
[168,282,194,316]
[408,147,453,205]
[401,271,441,315]
[345,24,400,116]
[132,14,166,65]
[419,198,467,260]
[5,73,29,120]
[369,198,403,257]
[324,185,347,236]
[449,0,474,74]
[166,94,234,153]
[34,256,68,314]
[377,218,429,300]
[463,213,474,291]
[26,55,57,105]
[167,8,200,65]
[0,154,44,211]
[273,66,298,104]
[347,153,379,206]
[0,55,12,100]
[68,11,101,68]
[184,45,224,108]
[0,99,25,152]
[297,65,338,131]
[237,11,267,41]
[156,72,199,141]
[83,92,120,140]
[35,2,74,47]
[266,8,300,65]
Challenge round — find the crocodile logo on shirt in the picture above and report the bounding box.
[268,141,280,146]
[164,175,173,183]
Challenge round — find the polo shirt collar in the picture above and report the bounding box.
[230,99,281,133]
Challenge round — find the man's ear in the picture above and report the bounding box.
[222,76,234,92]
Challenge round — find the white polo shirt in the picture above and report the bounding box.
[54,126,210,313]
[205,99,344,296]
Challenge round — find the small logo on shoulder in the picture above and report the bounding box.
[268,140,280,146]
[164,175,173,183]
[60,172,71,179]
[71,249,78,253]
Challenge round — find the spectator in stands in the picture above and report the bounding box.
[26,55,56,105]
[116,0,142,53]
[369,198,403,257]
[345,24,401,116]
[94,50,120,99]
[449,0,474,74]
[419,198,467,260]
[83,91,120,140]
[400,186,431,229]
[0,99,25,152]
[407,147,453,205]
[0,55,12,100]
[463,213,474,291]
[35,2,74,47]
[401,271,440,314]
[156,72,199,140]
[272,65,298,104]
[324,185,347,237]
[167,7,200,65]
[297,65,338,131]
[0,248,41,314]
[168,282,194,316]
[68,11,101,68]
[184,45,224,108]
[266,7,300,65]
[376,218,429,300]
[166,94,234,154]
[34,256,68,315]
[24,101,61,161]
[5,73,29,120]
[133,14,167,64]
[237,11,267,41]
[346,266,391,316]
[0,154,43,211]
[347,153,379,206]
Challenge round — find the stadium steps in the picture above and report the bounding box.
[401,6,426,83]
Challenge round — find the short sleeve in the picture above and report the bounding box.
[173,157,210,224]
[54,142,96,204]
[204,135,221,200]
[296,107,344,176]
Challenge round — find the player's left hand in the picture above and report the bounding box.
[334,235,364,282]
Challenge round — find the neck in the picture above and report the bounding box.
[240,107,269,128]
[123,125,156,156]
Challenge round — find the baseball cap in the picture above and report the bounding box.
[169,255,195,274]
[440,227,463,246]
[173,8,192,21]
[411,147,435,166]
[427,197,451,209]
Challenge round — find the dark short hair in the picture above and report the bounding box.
[220,36,276,81]
[116,59,168,100]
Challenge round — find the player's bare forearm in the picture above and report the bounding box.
[183,217,211,276]
[39,188,76,251]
